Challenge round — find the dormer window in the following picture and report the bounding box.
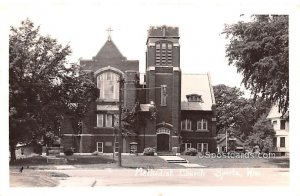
[186,94,203,102]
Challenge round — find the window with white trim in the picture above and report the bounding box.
[97,72,120,100]
[280,137,285,147]
[197,143,208,153]
[97,142,103,153]
[183,143,192,150]
[97,114,104,127]
[106,114,113,127]
[197,119,208,130]
[181,119,192,131]
[114,142,119,153]
[280,120,286,130]
[97,113,114,128]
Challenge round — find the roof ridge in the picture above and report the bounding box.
[94,39,125,59]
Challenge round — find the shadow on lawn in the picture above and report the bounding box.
[9,155,115,166]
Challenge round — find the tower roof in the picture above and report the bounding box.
[94,39,126,60]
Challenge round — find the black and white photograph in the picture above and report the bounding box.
[1,0,299,195]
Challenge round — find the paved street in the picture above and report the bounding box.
[43,167,289,186]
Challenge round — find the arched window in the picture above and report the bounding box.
[197,119,208,130]
[97,72,120,100]
[181,119,192,131]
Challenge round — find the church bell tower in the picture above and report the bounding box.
[145,25,181,152]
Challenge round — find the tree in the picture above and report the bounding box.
[245,114,275,153]
[9,19,98,162]
[213,84,271,138]
[223,15,289,114]
[213,84,248,135]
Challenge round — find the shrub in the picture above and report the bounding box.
[64,148,74,156]
[184,148,198,156]
[143,147,155,156]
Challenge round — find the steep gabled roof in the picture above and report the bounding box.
[94,39,126,60]
[181,73,215,111]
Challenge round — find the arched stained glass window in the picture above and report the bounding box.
[97,72,120,100]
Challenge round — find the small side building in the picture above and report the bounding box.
[267,105,289,156]
[180,74,217,153]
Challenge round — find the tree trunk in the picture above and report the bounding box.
[10,143,16,163]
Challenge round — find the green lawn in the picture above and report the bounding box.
[121,155,185,169]
[9,154,289,169]
[9,154,184,169]
[181,155,289,168]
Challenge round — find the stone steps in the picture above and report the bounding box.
[46,156,68,164]
[159,156,189,164]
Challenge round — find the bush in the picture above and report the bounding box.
[184,148,198,156]
[64,148,74,156]
[143,147,155,156]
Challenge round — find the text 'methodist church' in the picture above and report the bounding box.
[61,26,217,154]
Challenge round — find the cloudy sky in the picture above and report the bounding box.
[3,0,266,93]
[3,0,298,95]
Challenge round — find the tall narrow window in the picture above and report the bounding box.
[161,85,167,106]
[114,142,119,153]
[106,114,113,127]
[97,142,103,153]
[97,114,104,127]
[155,44,161,65]
[167,44,172,65]
[203,119,208,130]
[280,137,285,147]
[280,120,286,130]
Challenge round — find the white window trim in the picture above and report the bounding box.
[97,114,104,127]
[280,120,286,130]
[97,142,103,153]
[114,142,119,153]
[106,114,113,127]
[181,119,192,131]
[196,119,208,131]
[197,143,208,153]
[184,143,192,150]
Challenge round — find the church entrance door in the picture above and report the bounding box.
[156,127,170,152]
[157,134,169,152]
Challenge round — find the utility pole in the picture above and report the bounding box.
[118,77,124,167]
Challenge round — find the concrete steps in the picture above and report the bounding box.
[46,156,68,164]
[159,156,188,164]
[166,159,188,163]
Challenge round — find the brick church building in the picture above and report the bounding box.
[61,26,217,154]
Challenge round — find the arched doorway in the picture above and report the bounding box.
[156,128,170,152]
